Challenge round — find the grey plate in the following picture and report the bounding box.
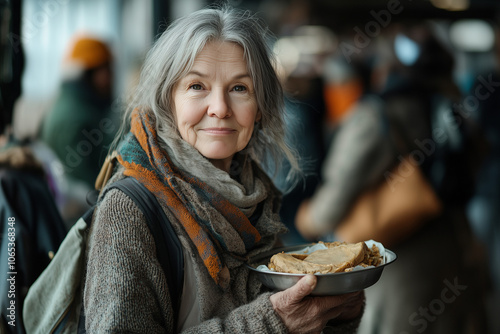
[247,243,397,296]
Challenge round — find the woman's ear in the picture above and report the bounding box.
[256,110,262,123]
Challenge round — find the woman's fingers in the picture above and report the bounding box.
[269,275,316,312]
[270,279,365,333]
[288,275,317,303]
[336,291,365,321]
[322,291,365,322]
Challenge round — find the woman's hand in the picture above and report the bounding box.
[269,275,365,334]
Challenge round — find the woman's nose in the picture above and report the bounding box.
[207,90,231,119]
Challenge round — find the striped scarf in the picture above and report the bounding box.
[117,109,264,288]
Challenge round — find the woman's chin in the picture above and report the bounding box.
[200,150,235,172]
[197,144,237,162]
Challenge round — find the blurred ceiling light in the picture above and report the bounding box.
[273,37,301,77]
[449,19,495,52]
[430,0,469,11]
[273,26,337,78]
[293,25,337,55]
[394,34,421,66]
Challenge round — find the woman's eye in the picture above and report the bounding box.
[190,84,203,90]
[232,85,247,92]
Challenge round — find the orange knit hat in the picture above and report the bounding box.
[66,36,112,69]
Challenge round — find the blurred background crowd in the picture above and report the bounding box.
[1,0,499,333]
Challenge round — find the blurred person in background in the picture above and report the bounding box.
[41,35,117,222]
[0,145,67,334]
[466,23,500,334]
[322,54,371,133]
[0,2,67,332]
[273,52,372,246]
[295,22,489,333]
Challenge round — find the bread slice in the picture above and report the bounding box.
[268,242,369,274]
[269,253,334,274]
[303,242,368,273]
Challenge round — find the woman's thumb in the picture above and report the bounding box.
[288,275,317,302]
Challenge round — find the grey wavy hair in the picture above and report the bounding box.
[116,6,299,182]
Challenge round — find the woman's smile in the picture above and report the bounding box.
[201,127,236,135]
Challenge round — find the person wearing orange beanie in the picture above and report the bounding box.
[66,37,113,70]
[41,35,117,223]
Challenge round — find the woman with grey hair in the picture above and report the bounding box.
[83,7,364,333]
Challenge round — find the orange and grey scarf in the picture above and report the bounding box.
[117,109,272,288]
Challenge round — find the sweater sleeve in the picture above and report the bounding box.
[84,188,173,333]
[181,292,287,333]
[84,188,288,333]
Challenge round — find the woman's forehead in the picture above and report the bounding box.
[193,42,246,66]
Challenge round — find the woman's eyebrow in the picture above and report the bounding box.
[232,73,251,80]
[185,70,207,78]
[185,70,251,80]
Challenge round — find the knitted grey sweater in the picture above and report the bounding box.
[83,171,362,333]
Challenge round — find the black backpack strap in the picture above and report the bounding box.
[78,177,184,332]
[111,177,184,326]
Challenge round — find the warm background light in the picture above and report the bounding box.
[431,0,470,11]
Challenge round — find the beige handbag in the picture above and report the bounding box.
[335,156,442,248]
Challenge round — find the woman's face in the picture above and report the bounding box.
[173,41,260,172]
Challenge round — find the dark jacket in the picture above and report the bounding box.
[41,79,116,189]
[0,147,67,333]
